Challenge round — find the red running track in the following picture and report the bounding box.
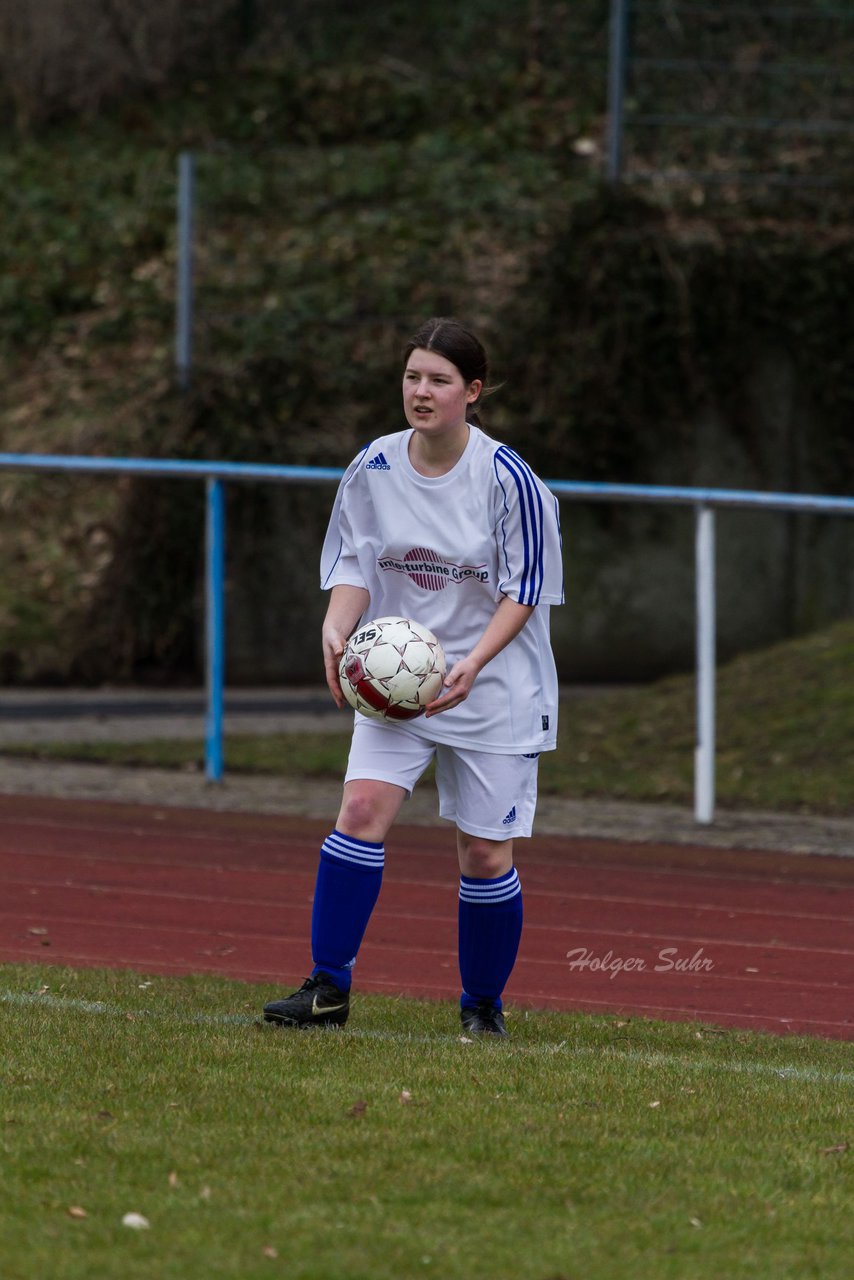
[0,795,852,1040]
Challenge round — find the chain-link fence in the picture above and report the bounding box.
[608,0,853,203]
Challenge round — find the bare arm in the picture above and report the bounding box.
[322,584,370,708]
[424,595,534,718]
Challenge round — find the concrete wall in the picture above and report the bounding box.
[221,352,853,682]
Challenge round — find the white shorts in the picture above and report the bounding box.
[344,717,540,841]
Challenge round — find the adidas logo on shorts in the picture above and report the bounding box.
[366,452,391,471]
[502,806,517,825]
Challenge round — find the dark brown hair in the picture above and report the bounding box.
[403,317,492,425]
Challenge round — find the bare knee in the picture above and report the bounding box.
[457,831,513,879]
[336,781,405,843]
[337,792,380,838]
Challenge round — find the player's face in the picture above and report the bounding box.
[402,348,481,438]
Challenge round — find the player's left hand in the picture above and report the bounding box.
[424,657,479,717]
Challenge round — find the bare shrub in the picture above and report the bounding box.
[0,0,239,128]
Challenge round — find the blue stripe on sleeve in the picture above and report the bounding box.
[495,447,545,605]
[497,450,531,601]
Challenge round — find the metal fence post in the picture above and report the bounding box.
[606,0,630,182]
[176,151,195,390]
[3,453,851,813]
[694,504,716,823]
[205,477,225,783]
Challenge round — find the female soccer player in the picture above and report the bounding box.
[264,317,564,1036]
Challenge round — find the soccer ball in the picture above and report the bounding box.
[338,616,446,721]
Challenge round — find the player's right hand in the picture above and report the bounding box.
[322,585,370,710]
[322,626,348,709]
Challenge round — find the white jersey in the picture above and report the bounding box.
[320,426,564,754]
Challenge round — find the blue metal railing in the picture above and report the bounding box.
[1,451,852,824]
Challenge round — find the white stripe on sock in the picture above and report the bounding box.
[459,869,521,904]
[323,833,385,869]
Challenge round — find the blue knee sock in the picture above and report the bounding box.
[310,830,384,992]
[458,867,523,1012]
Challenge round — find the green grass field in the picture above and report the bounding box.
[2,965,852,1280]
[5,621,852,814]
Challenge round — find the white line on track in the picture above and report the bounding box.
[3,989,852,1087]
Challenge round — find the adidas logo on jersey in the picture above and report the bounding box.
[365,452,391,471]
[502,806,517,825]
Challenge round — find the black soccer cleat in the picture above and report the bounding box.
[460,1000,509,1038]
[263,972,350,1029]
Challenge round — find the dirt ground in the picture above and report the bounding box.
[0,755,851,858]
[0,686,850,858]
